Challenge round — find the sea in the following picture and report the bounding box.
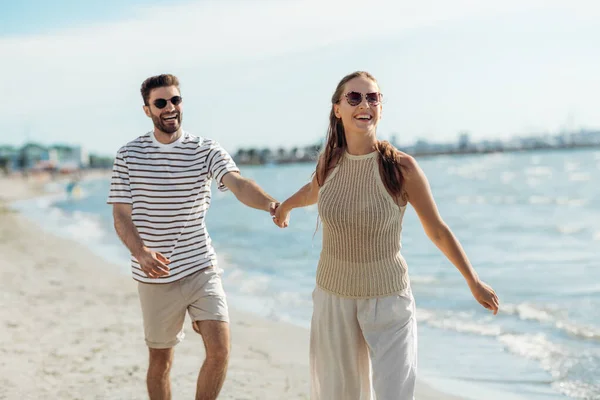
[12,148,600,400]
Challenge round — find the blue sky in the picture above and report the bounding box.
[0,0,599,156]
[0,0,178,35]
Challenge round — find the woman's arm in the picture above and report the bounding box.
[272,174,319,228]
[399,152,500,314]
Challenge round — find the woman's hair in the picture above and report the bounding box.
[315,71,405,200]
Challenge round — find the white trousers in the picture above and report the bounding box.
[310,287,417,400]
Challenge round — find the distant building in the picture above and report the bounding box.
[457,131,471,151]
[50,144,90,168]
[19,143,51,170]
[0,145,19,173]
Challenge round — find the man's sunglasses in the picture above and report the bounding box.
[151,96,183,109]
[343,91,383,107]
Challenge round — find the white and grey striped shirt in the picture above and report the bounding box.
[107,131,239,284]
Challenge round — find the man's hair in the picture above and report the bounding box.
[140,74,180,106]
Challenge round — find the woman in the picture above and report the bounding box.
[273,71,500,400]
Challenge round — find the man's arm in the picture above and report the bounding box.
[113,203,144,256]
[112,203,170,278]
[221,172,278,213]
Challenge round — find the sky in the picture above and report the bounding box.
[0,0,599,156]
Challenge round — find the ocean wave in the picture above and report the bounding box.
[455,195,487,205]
[417,309,503,337]
[569,173,591,182]
[556,197,588,207]
[502,303,559,323]
[420,302,600,345]
[556,225,587,235]
[529,196,552,205]
[564,161,580,172]
[498,333,567,378]
[525,166,553,177]
[502,302,600,342]
[418,307,600,399]
[500,334,600,399]
[14,194,108,244]
[552,379,600,400]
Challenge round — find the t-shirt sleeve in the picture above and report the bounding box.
[207,142,240,192]
[106,147,132,204]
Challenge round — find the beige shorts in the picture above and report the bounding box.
[137,267,229,349]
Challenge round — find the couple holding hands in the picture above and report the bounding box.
[108,71,499,400]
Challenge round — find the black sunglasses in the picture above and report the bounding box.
[343,91,383,107]
[151,96,183,109]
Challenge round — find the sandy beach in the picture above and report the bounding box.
[0,174,465,400]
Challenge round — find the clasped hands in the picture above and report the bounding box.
[269,201,290,228]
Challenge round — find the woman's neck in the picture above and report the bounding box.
[345,131,378,156]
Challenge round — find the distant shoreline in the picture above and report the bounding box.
[235,142,600,166]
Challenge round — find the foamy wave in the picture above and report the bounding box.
[552,379,600,400]
[525,166,553,177]
[417,308,503,336]
[529,196,552,205]
[456,196,486,205]
[498,333,567,378]
[556,321,600,341]
[421,303,600,345]
[419,305,600,399]
[498,332,600,399]
[224,267,313,311]
[238,275,271,295]
[503,303,600,342]
[63,211,106,242]
[556,197,588,207]
[447,165,488,180]
[501,171,516,183]
[569,173,591,182]
[564,161,580,172]
[556,225,586,235]
[457,195,522,205]
[502,303,560,323]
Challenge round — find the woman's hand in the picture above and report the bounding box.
[273,202,291,228]
[469,280,500,315]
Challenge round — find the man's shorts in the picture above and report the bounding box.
[137,267,229,349]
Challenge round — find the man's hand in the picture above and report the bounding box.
[269,202,280,217]
[135,247,171,278]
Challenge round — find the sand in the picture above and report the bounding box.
[0,174,465,400]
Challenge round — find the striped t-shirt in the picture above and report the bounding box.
[107,131,239,284]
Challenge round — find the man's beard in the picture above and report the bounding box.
[151,112,182,134]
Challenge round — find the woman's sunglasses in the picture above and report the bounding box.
[151,96,183,109]
[343,91,383,107]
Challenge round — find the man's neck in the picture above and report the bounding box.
[153,128,183,145]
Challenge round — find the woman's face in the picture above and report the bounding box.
[333,76,382,135]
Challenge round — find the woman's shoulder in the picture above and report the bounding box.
[378,141,419,172]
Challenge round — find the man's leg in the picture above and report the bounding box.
[192,320,230,400]
[147,347,175,400]
[137,281,187,400]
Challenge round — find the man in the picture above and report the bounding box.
[107,74,279,400]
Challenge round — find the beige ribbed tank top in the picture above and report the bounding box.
[316,150,409,298]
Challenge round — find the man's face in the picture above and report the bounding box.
[143,86,183,134]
